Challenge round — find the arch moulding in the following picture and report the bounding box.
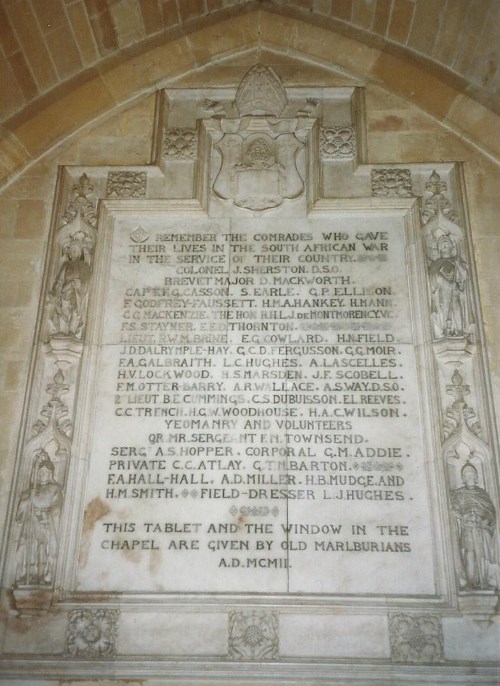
[1,8,500,191]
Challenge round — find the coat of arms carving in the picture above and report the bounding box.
[211,65,306,212]
[213,128,304,211]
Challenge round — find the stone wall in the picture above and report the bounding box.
[2,0,500,123]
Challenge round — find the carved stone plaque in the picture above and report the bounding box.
[74,207,436,597]
[1,65,499,684]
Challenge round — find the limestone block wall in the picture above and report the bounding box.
[2,5,500,189]
[1,0,500,123]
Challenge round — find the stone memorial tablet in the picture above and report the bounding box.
[1,64,498,684]
[76,211,434,597]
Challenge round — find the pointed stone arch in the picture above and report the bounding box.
[2,9,500,190]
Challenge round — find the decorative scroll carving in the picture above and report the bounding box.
[14,449,63,587]
[228,610,279,660]
[163,128,198,159]
[105,171,147,198]
[320,126,356,159]
[62,173,97,228]
[371,168,412,197]
[66,609,119,657]
[450,462,499,590]
[235,64,287,117]
[422,170,457,224]
[389,614,444,663]
[443,370,481,440]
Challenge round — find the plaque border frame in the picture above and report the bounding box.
[47,196,457,614]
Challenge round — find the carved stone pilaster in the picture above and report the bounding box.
[228,610,279,660]
[389,614,444,663]
[421,170,500,602]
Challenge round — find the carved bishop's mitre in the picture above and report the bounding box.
[235,64,288,117]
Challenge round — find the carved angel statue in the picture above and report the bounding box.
[450,462,500,590]
[15,449,63,586]
[48,233,92,339]
[428,232,469,338]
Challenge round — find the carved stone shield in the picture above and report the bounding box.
[213,130,304,211]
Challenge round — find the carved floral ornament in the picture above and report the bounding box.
[422,170,457,224]
[105,171,147,198]
[320,126,356,159]
[389,614,444,663]
[228,610,279,660]
[443,369,481,441]
[66,609,120,657]
[371,168,413,197]
[63,173,97,227]
[163,128,198,159]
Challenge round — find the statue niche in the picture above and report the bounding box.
[450,461,499,591]
[428,231,469,339]
[47,223,94,341]
[422,171,472,341]
[15,449,63,587]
